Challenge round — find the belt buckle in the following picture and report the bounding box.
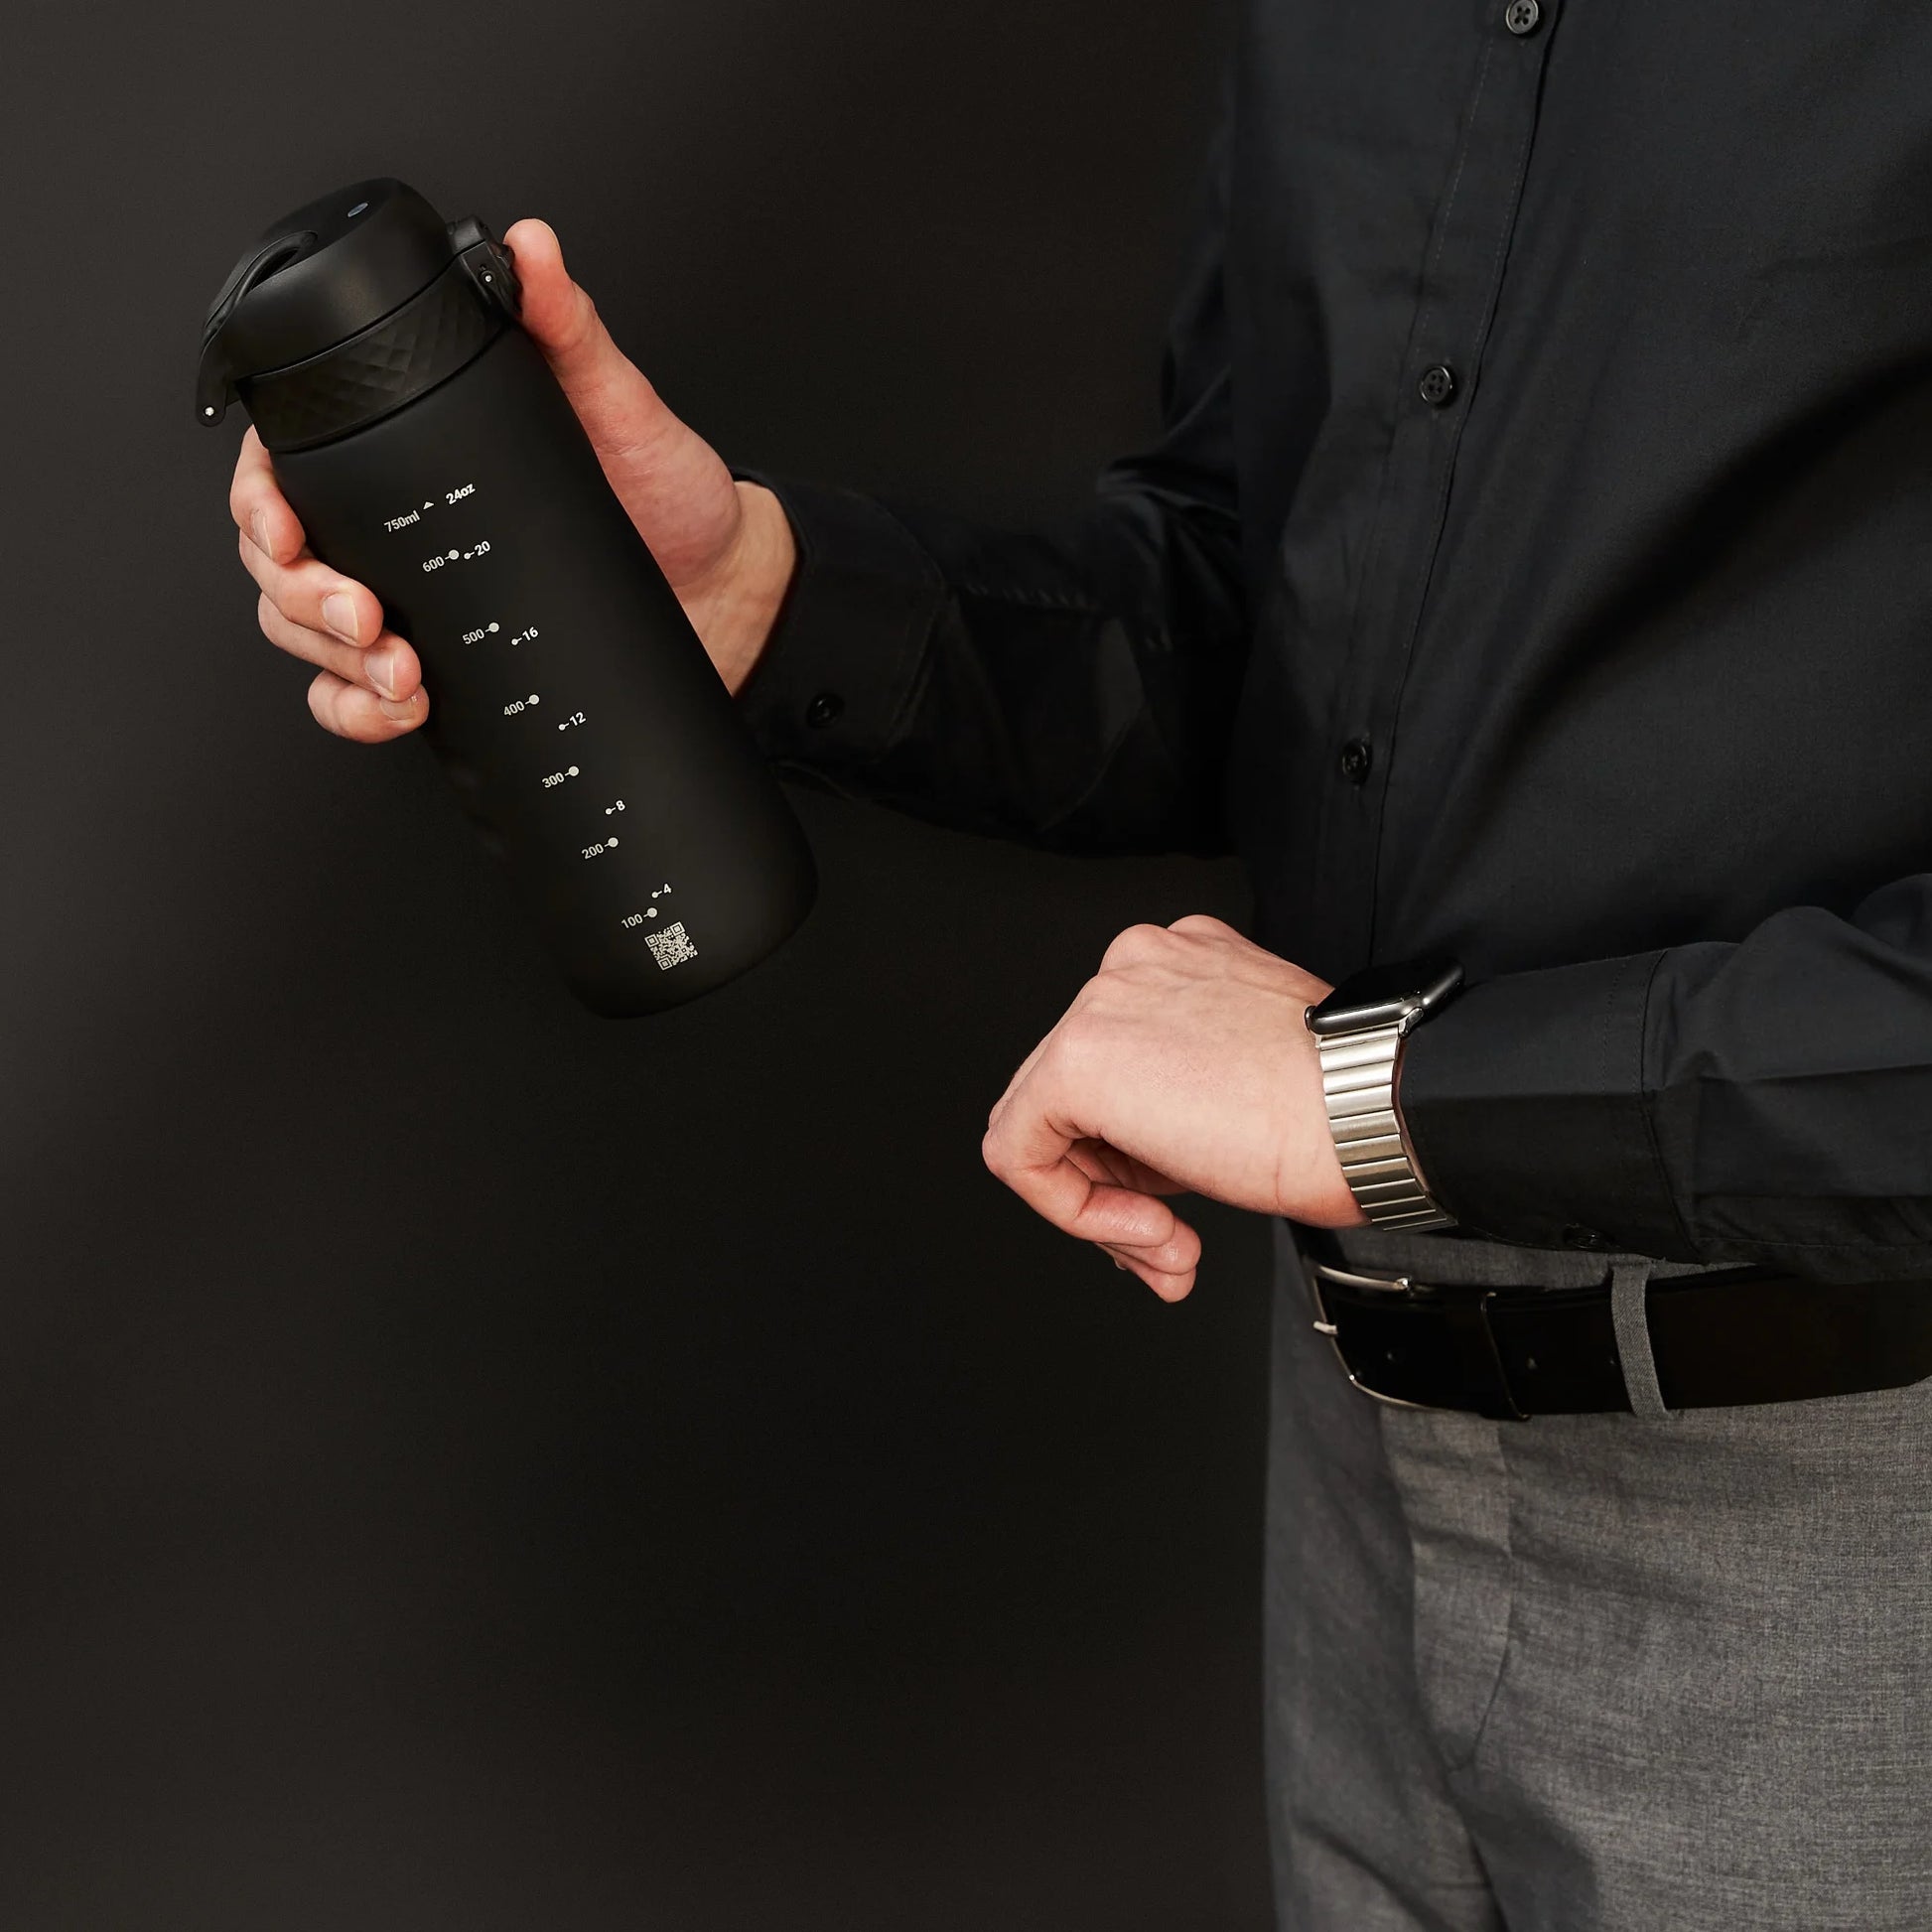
[1305,1257,1528,1421]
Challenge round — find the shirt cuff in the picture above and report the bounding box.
[732,472,945,778]
[1397,947,1695,1259]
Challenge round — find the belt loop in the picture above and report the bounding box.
[1610,1260,1670,1420]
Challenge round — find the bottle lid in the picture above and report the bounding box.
[196,178,512,427]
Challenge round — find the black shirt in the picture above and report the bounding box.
[738,0,1932,1283]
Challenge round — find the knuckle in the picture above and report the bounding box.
[1099,921,1167,972]
[561,285,604,356]
[237,527,272,590]
[1045,1013,1097,1073]
[1168,912,1232,941]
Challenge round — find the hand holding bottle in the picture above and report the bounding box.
[205,178,815,1012]
[228,218,796,742]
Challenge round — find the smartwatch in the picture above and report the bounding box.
[1305,957,1464,1230]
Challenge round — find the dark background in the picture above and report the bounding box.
[1,2,1272,1925]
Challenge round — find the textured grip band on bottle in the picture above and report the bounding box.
[240,265,505,454]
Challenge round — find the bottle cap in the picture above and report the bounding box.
[196,178,518,428]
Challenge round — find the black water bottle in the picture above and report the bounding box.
[196,178,815,1017]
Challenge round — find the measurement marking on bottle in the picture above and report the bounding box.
[582,838,620,860]
[421,541,490,573]
[557,712,587,731]
[509,626,538,645]
[540,763,582,789]
[604,799,625,815]
[382,508,421,533]
[621,907,662,926]
[446,483,476,503]
[649,882,672,898]
[502,693,541,717]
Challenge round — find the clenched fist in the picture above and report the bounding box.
[982,915,1365,1301]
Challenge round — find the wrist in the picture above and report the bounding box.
[1305,959,1462,1232]
[1309,1119,1371,1228]
[1292,1017,1369,1228]
[685,481,798,695]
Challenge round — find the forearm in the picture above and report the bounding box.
[734,470,1247,855]
[1400,876,1932,1281]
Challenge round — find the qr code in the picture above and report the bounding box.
[644,920,699,971]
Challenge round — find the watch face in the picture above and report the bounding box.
[1308,955,1463,1035]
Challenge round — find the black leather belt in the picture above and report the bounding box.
[1301,1244,1932,1420]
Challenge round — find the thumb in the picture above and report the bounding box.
[501,216,681,456]
[498,217,741,587]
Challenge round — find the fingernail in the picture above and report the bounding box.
[364,646,401,699]
[250,508,272,554]
[322,593,360,643]
[377,692,420,723]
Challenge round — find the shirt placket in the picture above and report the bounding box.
[1312,0,1563,969]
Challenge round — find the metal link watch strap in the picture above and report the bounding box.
[1316,1021,1456,1231]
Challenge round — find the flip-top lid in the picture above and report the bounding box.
[197,178,491,426]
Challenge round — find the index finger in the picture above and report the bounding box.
[982,1062,1177,1251]
[229,428,305,566]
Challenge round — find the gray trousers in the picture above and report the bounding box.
[1266,1218,1932,1931]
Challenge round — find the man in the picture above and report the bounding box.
[227,3,1932,1923]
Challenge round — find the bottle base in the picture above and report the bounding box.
[562,865,818,1020]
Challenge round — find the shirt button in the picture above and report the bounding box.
[1419,364,1457,408]
[1504,0,1542,34]
[806,691,844,728]
[1562,1223,1603,1250]
[1338,738,1373,784]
